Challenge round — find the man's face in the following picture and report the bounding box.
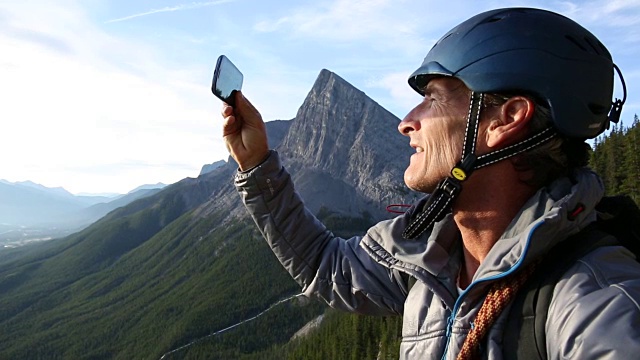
[398,77,470,193]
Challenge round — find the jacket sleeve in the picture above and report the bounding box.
[546,246,640,359]
[234,151,407,316]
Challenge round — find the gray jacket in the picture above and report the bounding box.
[235,151,640,359]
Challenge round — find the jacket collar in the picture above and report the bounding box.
[363,168,604,292]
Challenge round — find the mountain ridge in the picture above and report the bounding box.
[0,180,168,228]
[278,69,416,217]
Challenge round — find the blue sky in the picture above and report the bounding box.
[1,0,639,194]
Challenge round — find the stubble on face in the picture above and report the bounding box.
[406,120,465,192]
[401,78,470,193]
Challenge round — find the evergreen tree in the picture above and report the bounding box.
[590,114,640,203]
[621,115,640,203]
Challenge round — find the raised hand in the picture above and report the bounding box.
[222,91,270,171]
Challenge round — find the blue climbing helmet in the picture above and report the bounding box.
[402,8,626,240]
[408,7,625,139]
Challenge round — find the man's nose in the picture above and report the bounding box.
[398,107,421,135]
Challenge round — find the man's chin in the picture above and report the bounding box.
[404,178,437,194]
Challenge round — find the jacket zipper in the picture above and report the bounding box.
[440,222,541,359]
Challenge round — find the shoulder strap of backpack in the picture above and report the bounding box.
[504,195,640,359]
[502,225,618,360]
[593,195,640,257]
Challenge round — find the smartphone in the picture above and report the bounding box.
[211,55,243,107]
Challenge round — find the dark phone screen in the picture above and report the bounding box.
[212,55,243,106]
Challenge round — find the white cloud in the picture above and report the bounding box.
[105,0,236,23]
[556,0,640,27]
[603,0,640,13]
[253,0,428,57]
[0,2,224,194]
[365,71,422,118]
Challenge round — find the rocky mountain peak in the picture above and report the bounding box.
[277,69,417,217]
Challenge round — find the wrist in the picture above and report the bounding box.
[239,150,272,172]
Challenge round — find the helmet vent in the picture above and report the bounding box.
[485,16,504,23]
[583,36,603,55]
[565,35,588,52]
[565,34,604,55]
[432,32,453,50]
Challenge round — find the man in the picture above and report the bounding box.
[222,7,640,360]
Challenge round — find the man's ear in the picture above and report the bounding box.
[486,97,535,148]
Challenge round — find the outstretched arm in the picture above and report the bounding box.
[221,93,407,316]
[234,152,407,316]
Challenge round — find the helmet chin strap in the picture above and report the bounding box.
[402,92,558,240]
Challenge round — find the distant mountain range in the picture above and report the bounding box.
[0,180,167,228]
[0,69,418,359]
[0,181,169,249]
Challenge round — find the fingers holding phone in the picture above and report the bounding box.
[214,56,269,170]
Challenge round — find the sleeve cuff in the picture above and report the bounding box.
[234,150,280,182]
